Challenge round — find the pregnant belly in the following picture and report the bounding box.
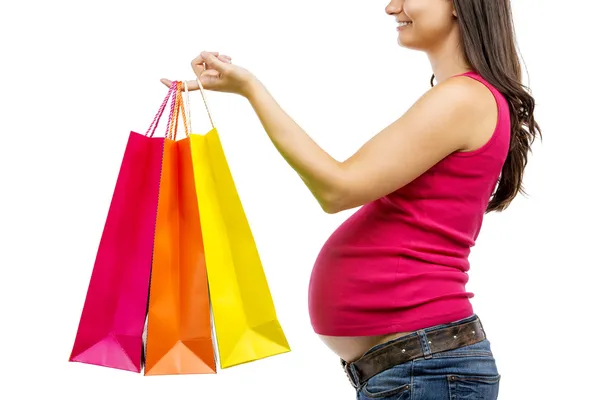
[318,330,416,362]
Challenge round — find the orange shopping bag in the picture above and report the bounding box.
[144,82,216,375]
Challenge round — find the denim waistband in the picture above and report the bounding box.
[362,313,482,358]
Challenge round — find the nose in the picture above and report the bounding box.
[385,0,404,16]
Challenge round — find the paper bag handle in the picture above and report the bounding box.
[182,78,216,133]
[145,81,178,138]
[167,81,191,140]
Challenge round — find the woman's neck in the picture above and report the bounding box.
[427,32,472,84]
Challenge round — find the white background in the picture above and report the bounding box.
[1,0,598,399]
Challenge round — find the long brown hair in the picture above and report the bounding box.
[432,0,541,212]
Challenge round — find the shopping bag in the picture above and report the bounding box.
[144,82,216,375]
[184,80,290,369]
[69,82,178,373]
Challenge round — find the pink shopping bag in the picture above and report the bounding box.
[69,82,178,372]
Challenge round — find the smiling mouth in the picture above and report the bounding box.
[397,21,413,27]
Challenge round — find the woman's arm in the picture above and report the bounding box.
[245,79,344,212]
[245,76,489,213]
[180,52,492,213]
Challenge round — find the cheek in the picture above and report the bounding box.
[410,12,452,41]
[399,0,454,49]
[404,0,452,31]
[402,0,424,21]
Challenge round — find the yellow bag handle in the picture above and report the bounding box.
[182,79,216,134]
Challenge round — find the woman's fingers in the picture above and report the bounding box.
[191,53,208,77]
[160,78,173,88]
[160,78,202,91]
[181,80,201,90]
[191,52,232,72]
[160,51,232,90]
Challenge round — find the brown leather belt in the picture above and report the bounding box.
[341,316,486,388]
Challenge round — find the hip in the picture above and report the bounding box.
[343,314,501,400]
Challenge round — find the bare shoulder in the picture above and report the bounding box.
[385,74,499,154]
[422,75,496,115]
[421,75,499,151]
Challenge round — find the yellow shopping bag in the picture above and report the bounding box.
[182,80,290,369]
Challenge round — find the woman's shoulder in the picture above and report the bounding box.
[411,73,501,153]
[431,73,497,107]
[411,73,497,132]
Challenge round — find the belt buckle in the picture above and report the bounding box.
[341,359,360,389]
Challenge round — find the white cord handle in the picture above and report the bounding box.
[181,78,216,133]
[183,80,192,132]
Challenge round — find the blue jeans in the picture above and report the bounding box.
[354,314,501,400]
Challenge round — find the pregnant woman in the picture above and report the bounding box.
[162,0,540,398]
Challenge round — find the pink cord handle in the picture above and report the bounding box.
[163,81,179,139]
[146,81,178,137]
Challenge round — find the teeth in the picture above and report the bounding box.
[398,22,412,27]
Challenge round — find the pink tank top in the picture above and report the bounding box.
[308,72,511,336]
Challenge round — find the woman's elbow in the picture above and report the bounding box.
[316,172,357,214]
[318,189,352,214]
[320,201,343,214]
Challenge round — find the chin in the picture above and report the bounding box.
[397,37,420,50]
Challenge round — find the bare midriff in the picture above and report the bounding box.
[318,330,417,363]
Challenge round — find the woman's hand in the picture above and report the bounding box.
[160,51,257,98]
